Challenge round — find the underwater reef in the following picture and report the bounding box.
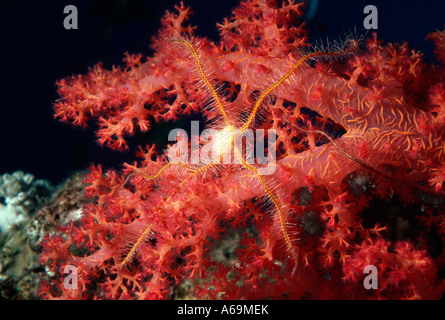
[2,0,445,299]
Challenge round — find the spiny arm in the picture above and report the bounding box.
[170,38,233,127]
[124,161,198,186]
[240,39,359,133]
[233,147,299,267]
[290,122,445,196]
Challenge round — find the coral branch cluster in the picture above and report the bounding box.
[40,0,445,299]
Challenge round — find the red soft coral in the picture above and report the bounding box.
[40,0,445,299]
[343,240,443,299]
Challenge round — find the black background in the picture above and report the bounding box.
[0,0,444,185]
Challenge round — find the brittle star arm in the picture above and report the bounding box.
[118,161,204,269]
[119,224,153,268]
[233,146,299,267]
[240,40,359,133]
[170,38,233,127]
[124,38,236,186]
[124,161,198,186]
[288,120,445,196]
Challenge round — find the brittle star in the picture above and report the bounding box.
[120,37,359,270]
